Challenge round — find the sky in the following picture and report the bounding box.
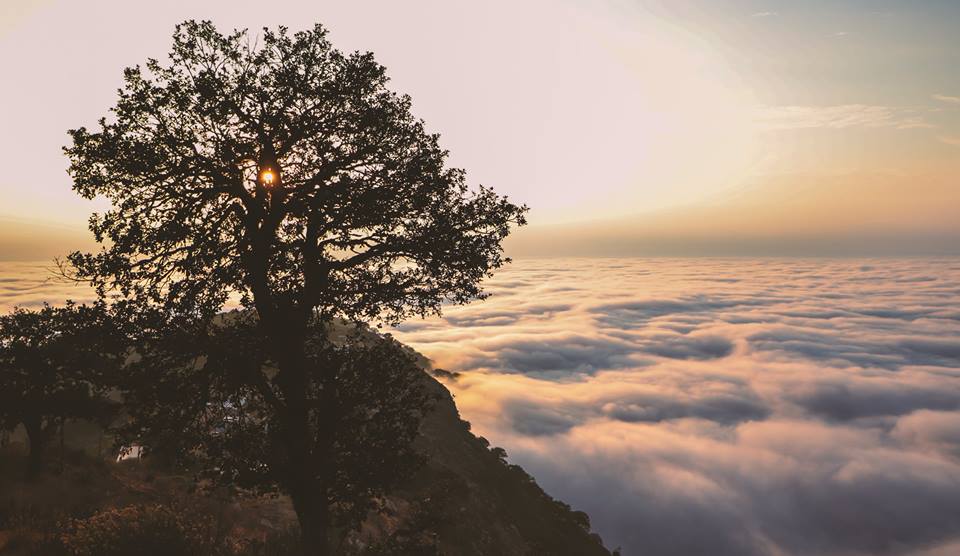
[1,0,959,258]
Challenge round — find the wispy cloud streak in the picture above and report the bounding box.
[933,94,960,104]
[756,104,934,130]
[939,135,960,147]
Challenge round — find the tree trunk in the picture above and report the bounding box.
[23,416,47,478]
[59,415,66,474]
[289,480,333,555]
[283,402,333,556]
[250,249,337,554]
[269,310,334,555]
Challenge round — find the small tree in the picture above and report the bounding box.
[65,20,526,552]
[0,302,123,476]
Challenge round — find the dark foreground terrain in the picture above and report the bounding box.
[0,355,611,555]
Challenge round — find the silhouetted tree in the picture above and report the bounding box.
[0,302,124,476]
[65,20,526,553]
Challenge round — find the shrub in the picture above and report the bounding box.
[60,504,212,556]
[232,526,304,556]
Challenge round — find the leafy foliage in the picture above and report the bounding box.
[59,504,214,556]
[0,301,126,474]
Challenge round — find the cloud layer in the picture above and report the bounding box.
[0,261,97,312]
[392,258,960,555]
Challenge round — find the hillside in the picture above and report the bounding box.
[362,369,612,555]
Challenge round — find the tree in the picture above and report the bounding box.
[0,302,124,476]
[65,20,527,553]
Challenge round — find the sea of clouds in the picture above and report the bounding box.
[0,262,100,313]
[391,258,960,556]
[3,258,960,555]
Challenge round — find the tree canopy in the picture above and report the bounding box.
[66,20,527,325]
[0,301,125,475]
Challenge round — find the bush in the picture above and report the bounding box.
[232,526,303,556]
[60,504,212,556]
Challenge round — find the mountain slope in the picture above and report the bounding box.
[359,369,611,555]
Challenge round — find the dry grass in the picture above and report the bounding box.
[0,444,300,555]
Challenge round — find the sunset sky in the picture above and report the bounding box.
[2,0,959,258]
[3,4,960,555]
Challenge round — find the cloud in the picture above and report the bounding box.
[0,262,97,313]
[456,332,651,378]
[444,303,572,327]
[746,325,960,370]
[892,410,960,458]
[751,11,777,17]
[755,104,934,130]
[785,378,960,421]
[591,295,776,329]
[631,333,735,360]
[509,420,960,556]
[939,135,960,147]
[932,94,960,105]
[503,400,584,436]
[388,258,960,555]
[600,387,769,425]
